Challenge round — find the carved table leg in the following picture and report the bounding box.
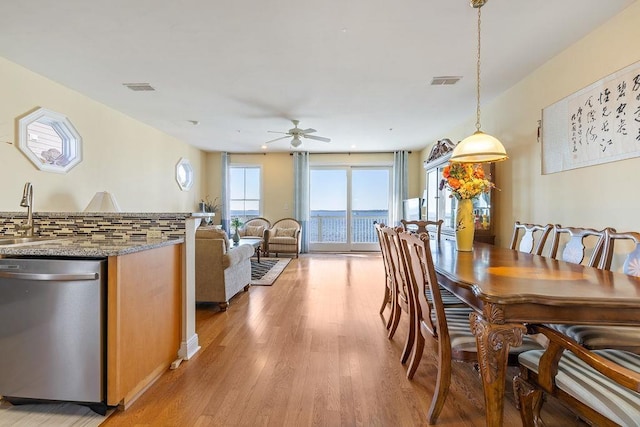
[470,308,526,427]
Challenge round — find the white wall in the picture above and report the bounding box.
[421,2,640,247]
[0,57,205,213]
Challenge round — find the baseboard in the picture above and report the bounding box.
[178,333,200,360]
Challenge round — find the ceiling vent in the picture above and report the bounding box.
[430,76,462,86]
[122,83,155,91]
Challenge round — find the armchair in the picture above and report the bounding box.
[238,217,270,253]
[515,323,640,426]
[265,218,301,258]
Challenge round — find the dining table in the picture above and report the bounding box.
[429,238,640,427]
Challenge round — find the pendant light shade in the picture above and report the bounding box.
[451,0,508,163]
[451,130,507,163]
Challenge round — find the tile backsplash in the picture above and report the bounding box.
[0,212,190,239]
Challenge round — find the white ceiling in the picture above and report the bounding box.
[0,1,635,153]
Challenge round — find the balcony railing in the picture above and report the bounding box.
[309,212,388,243]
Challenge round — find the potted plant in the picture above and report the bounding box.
[198,196,220,225]
[199,196,220,213]
[230,217,243,244]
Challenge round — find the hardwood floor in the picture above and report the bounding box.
[103,253,586,426]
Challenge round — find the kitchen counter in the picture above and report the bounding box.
[0,236,184,258]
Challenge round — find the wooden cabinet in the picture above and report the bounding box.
[423,139,495,245]
[106,243,183,407]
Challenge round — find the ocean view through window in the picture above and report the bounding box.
[310,166,390,251]
[229,166,261,222]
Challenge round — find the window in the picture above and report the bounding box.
[310,166,390,251]
[229,166,261,221]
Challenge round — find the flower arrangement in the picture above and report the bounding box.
[440,163,494,200]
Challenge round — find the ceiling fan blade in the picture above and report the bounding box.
[304,135,331,143]
[300,128,316,134]
[264,136,291,144]
[267,130,289,135]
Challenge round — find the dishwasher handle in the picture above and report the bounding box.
[0,271,99,281]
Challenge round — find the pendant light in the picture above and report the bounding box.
[450,0,508,163]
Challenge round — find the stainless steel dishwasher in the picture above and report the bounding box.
[0,257,107,414]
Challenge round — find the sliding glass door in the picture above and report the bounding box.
[309,166,390,252]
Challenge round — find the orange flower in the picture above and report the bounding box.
[448,177,460,189]
[440,162,494,200]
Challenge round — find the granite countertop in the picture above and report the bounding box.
[0,236,184,258]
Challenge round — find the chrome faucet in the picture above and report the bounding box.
[18,182,34,237]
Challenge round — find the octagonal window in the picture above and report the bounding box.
[176,157,194,191]
[18,108,82,173]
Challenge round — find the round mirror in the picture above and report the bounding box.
[18,108,82,173]
[176,157,194,191]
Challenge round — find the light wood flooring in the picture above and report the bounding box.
[103,253,587,426]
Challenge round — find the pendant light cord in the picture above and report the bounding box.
[475,5,482,132]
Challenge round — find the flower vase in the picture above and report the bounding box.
[232,229,240,245]
[455,198,475,251]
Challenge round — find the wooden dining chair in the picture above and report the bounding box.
[380,225,414,364]
[549,225,607,267]
[397,231,543,424]
[509,221,553,255]
[514,323,640,426]
[374,223,394,326]
[401,219,444,242]
[552,229,640,354]
[400,219,465,338]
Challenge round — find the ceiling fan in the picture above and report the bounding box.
[264,120,331,148]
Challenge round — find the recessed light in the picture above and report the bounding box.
[261,145,267,150]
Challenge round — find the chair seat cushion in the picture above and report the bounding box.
[548,324,640,352]
[431,308,543,353]
[519,349,640,426]
[269,236,297,244]
[427,286,465,306]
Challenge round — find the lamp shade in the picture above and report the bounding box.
[450,131,508,163]
[84,191,121,212]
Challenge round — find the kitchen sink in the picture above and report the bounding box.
[0,236,60,246]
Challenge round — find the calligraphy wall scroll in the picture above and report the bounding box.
[541,60,640,174]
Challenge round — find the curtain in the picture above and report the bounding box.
[293,151,310,253]
[221,152,230,234]
[391,150,409,226]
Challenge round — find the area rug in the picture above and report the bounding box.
[0,399,112,426]
[250,257,291,286]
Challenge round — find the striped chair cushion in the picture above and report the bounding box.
[426,286,465,306]
[519,349,640,426]
[431,308,543,353]
[548,324,640,352]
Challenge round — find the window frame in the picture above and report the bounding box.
[229,164,262,222]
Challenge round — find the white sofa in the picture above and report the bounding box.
[195,227,254,310]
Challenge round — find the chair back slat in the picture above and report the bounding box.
[598,229,640,276]
[549,225,607,267]
[509,221,553,255]
[380,226,409,310]
[398,232,450,352]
